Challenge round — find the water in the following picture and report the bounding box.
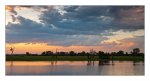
[6,61,144,75]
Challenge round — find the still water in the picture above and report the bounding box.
[6,61,144,75]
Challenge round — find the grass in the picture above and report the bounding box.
[6,55,144,61]
[112,56,144,61]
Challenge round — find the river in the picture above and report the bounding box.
[6,61,144,75]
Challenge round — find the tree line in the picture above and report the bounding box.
[11,48,142,56]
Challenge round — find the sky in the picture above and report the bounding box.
[5,6,144,54]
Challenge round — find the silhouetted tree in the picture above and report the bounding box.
[98,51,104,59]
[132,48,140,54]
[81,51,86,54]
[98,51,104,55]
[10,47,15,55]
[111,52,116,55]
[26,52,30,56]
[80,51,86,56]
[59,52,68,56]
[111,52,117,60]
[41,51,53,56]
[40,48,143,57]
[125,52,128,55]
[89,49,96,59]
[117,50,124,55]
[69,51,76,56]
[41,51,46,55]
[87,52,90,59]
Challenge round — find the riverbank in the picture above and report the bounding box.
[6,56,144,61]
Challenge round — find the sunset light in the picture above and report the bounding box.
[6,5,144,76]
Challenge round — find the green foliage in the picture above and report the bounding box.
[6,56,144,61]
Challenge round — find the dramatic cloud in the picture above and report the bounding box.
[6,5,51,22]
[40,6,144,31]
[6,16,107,46]
[6,6,144,51]
[6,6,17,15]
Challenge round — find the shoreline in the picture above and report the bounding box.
[6,56,144,61]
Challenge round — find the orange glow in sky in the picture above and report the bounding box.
[6,6,12,11]
[5,6,144,54]
[6,41,141,54]
[6,43,102,54]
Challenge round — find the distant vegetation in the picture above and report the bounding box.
[6,48,144,61]
[6,48,144,56]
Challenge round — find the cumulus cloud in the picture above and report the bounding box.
[40,6,144,31]
[6,5,52,22]
[10,15,16,22]
[99,36,144,52]
[6,6,17,15]
[6,16,107,46]
[6,6,144,48]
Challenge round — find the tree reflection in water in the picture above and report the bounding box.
[87,60,115,66]
[87,60,95,66]
[6,61,144,75]
[133,60,144,66]
[50,61,57,66]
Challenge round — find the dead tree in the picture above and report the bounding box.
[10,47,14,55]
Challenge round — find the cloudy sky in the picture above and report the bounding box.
[6,6,144,54]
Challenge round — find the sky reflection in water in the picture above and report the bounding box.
[6,61,144,75]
